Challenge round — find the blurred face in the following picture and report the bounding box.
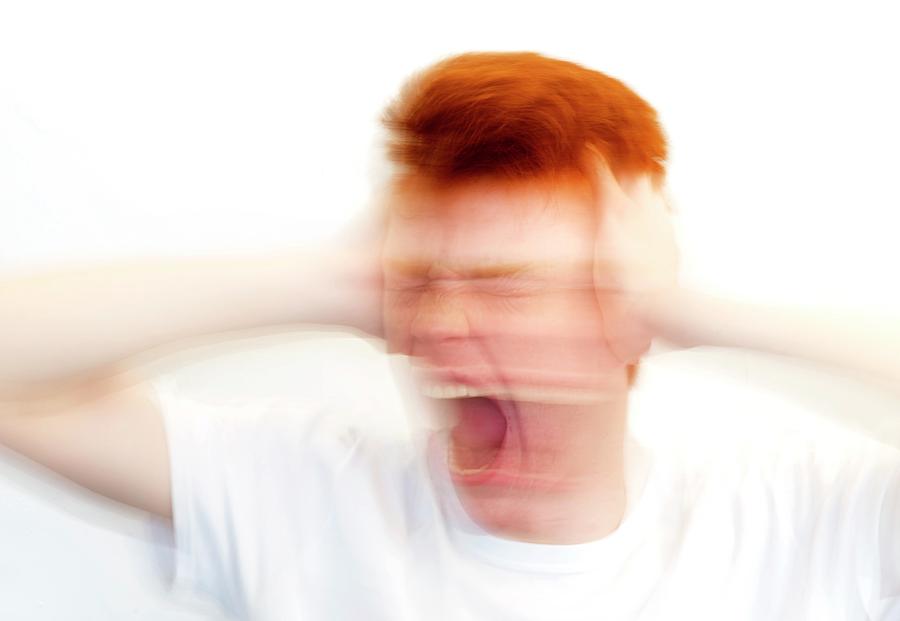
[382,178,632,541]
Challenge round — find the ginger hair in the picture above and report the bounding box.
[381,51,668,193]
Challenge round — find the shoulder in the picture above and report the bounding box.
[150,374,419,476]
[650,430,900,561]
[148,375,427,613]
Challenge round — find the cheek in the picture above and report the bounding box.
[505,290,605,335]
[382,292,416,353]
[480,292,621,372]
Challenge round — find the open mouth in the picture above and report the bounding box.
[447,396,511,475]
[417,372,615,493]
[416,373,594,488]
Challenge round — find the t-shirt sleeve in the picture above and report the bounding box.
[147,377,274,615]
[744,433,900,619]
[822,434,900,620]
[874,448,900,619]
[146,376,375,618]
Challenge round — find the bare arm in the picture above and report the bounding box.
[590,160,900,397]
[583,159,900,447]
[0,245,381,403]
[641,287,900,396]
[0,375,173,517]
[0,241,381,519]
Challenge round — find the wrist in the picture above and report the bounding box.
[293,245,383,337]
[633,286,705,348]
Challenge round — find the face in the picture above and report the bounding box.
[381,178,634,541]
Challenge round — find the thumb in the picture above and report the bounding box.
[592,153,632,216]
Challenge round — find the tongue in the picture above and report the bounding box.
[450,397,508,471]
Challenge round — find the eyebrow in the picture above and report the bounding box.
[384,260,545,279]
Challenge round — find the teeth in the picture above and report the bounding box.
[421,383,492,399]
[420,383,607,405]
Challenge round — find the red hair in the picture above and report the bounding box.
[381,51,668,192]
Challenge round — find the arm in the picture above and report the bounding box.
[0,239,382,519]
[641,287,900,396]
[0,244,382,404]
[591,159,900,397]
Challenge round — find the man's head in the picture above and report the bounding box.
[380,51,668,390]
[376,52,669,540]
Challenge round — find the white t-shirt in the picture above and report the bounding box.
[149,378,900,621]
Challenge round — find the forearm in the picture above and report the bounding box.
[0,247,376,397]
[643,287,900,392]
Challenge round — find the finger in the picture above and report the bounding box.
[596,293,653,365]
[593,154,633,215]
[625,175,670,215]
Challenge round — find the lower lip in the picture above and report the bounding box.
[450,465,515,487]
[448,442,566,492]
[450,465,567,492]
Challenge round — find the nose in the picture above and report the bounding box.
[409,286,471,342]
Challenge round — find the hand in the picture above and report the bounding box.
[592,158,681,364]
[325,210,386,339]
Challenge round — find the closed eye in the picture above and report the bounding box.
[474,276,541,296]
[385,276,429,291]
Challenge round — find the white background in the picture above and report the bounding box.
[1,1,898,618]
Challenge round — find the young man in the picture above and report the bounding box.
[1,52,898,620]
